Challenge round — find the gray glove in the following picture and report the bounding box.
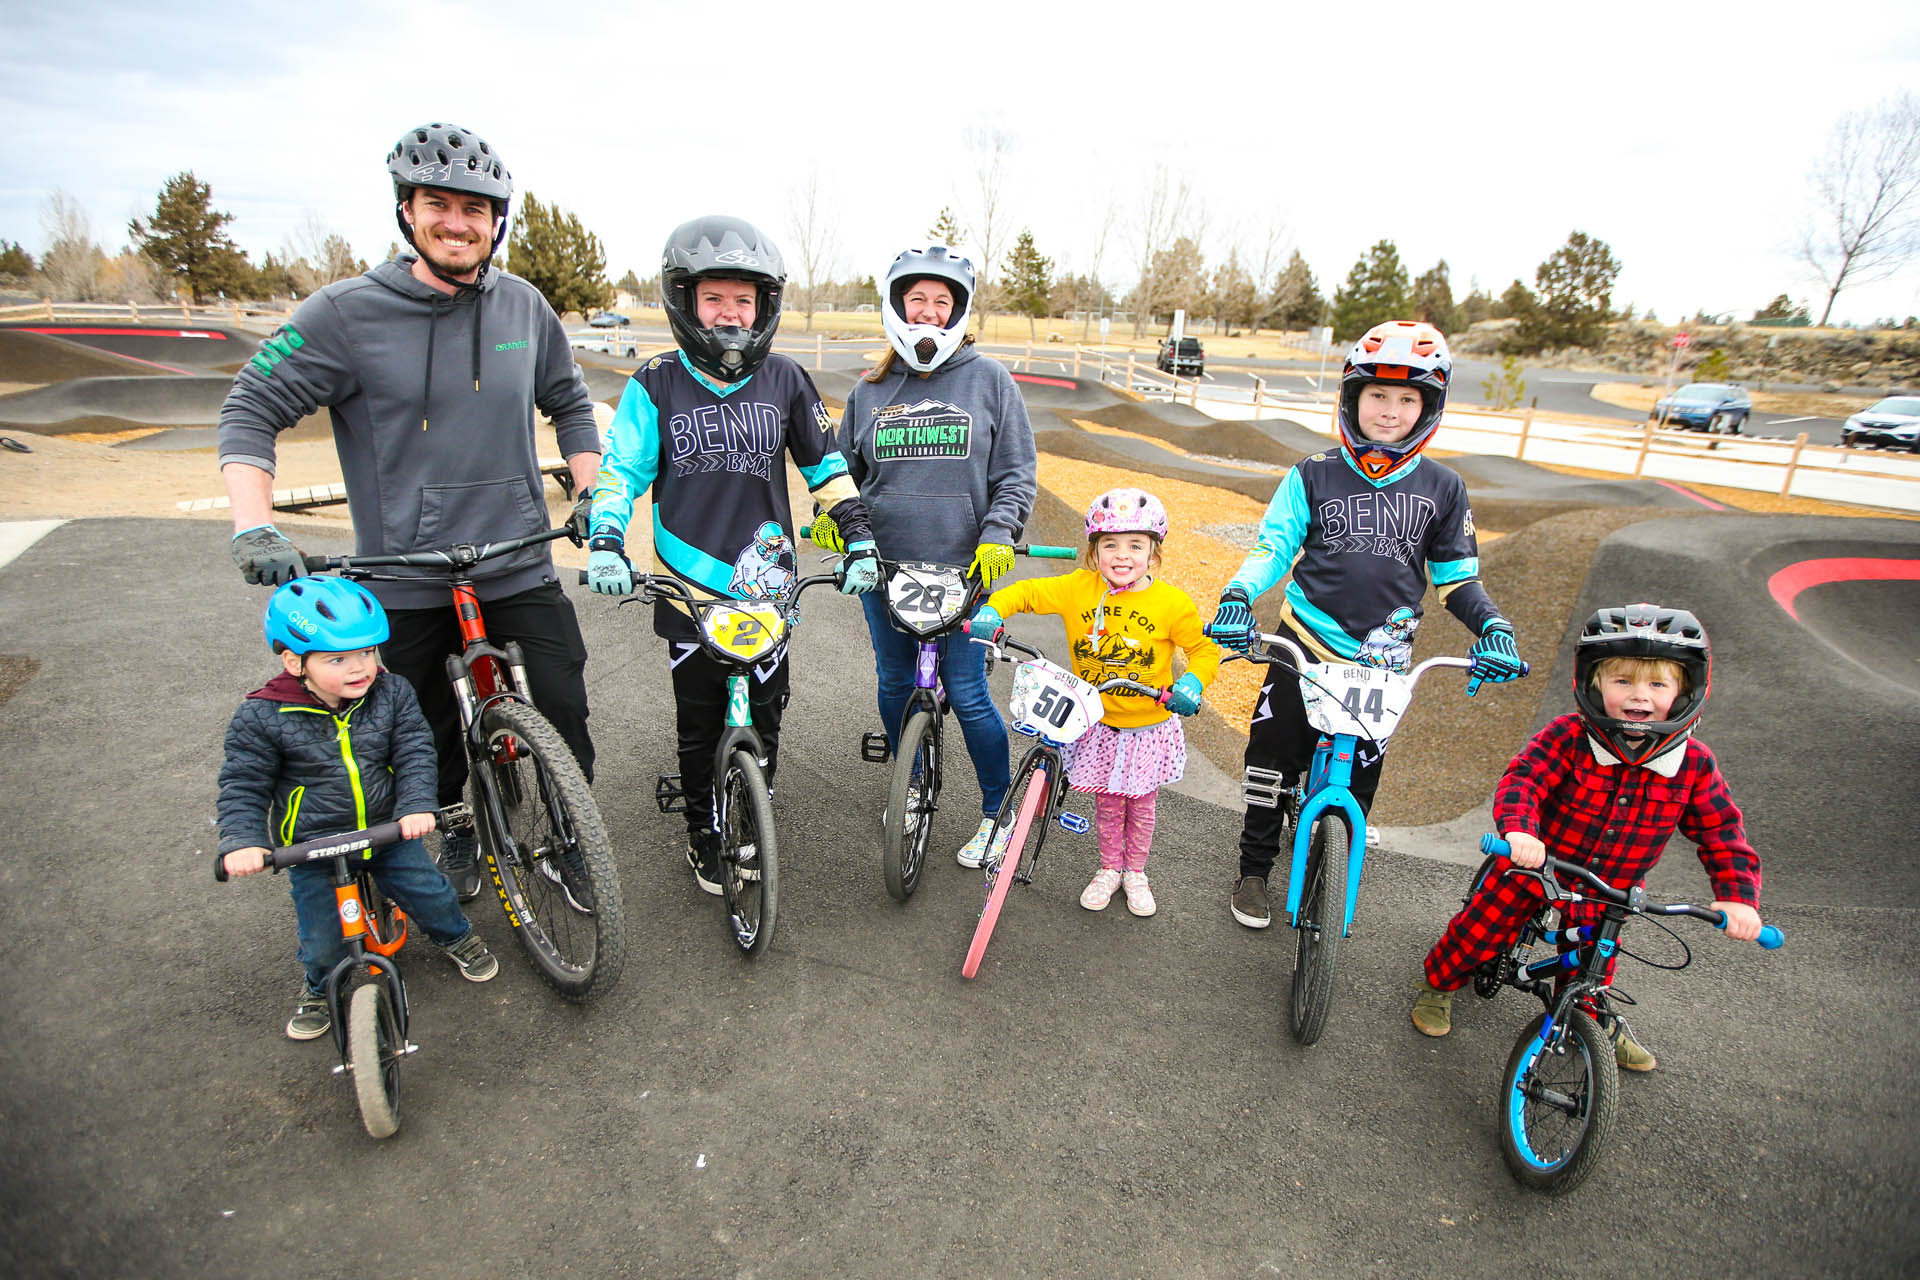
[231,525,305,586]
[565,489,596,546]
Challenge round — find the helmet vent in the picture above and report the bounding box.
[914,337,938,364]
[447,134,463,148]
[315,600,339,622]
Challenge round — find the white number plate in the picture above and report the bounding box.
[1009,658,1103,744]
[1300,661,1415,744]
[886,563,968,634]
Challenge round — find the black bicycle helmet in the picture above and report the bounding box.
[1572,603,1711,765]
[660,215,786,383]
[386,123,514,257]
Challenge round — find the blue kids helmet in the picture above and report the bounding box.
[264,577,390,655]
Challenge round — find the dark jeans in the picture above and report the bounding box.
[382,582,593,807]
[288,837,471,992]
[1237,623,1385,879]
[858,591,1011,816]
[667,640,790,841]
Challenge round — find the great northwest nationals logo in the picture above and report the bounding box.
[871,399,973,460]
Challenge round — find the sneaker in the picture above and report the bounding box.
[1603,1013,1658,1072]
[1080,868,1123,911]
[686,833,722,896]
[886,780,927,835]
[439,829,482,903]
[956,816,998,868]
[1411,980,1454,1037]
[1230,875,1272,929]
[1121,871,1157,917]
[536,852,595,914]
[441,930,498,982]
[286,987,330,1041]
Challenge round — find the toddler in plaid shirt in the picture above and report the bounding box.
[1409,603,1766,1070]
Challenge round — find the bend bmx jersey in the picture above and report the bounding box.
[592,350,865,640]
[1226,450,1501,667]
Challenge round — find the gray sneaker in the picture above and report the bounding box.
[1230,875,1272,929]
[439,829,482,903]
[286,987,330,1041]
[537,853,595,914]
[441,930,499,982]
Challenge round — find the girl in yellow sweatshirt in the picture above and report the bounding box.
[968,488,1221,916]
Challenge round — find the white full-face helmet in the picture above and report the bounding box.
[881,244,975,373]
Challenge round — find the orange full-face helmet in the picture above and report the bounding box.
[1336,320,1451,482]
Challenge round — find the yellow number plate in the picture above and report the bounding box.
[702,605,786,660]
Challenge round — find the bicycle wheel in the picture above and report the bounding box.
[1288,810,1349,1046]
[1498,1008,1618,1194]
[472,700,626,1000]
[347,982,402,1140]
[961,751,1048,980]
[359,870,408,958]
[883,710,940,902]
[720,749,780,955]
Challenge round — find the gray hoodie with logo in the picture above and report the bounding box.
[218,257,600,608]
[837,343,1037,567]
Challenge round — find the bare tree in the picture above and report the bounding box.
[966,127,1013,328]
[786,169,839,332]
[1800,93,1920,326]
[283,214,364,295]
[1080,195,1117,342]
[39,188,104,301]
[1128,167,1191,338]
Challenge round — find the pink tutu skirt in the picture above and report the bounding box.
[1063,716,1186,798]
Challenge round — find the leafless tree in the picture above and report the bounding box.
[1800,93,1920,326]
[1080,196,1117,342]
[967,127,1014,327]
[1128,167,1192,338]
[786,169,839,332]
[39,188,103,301]
[283,214,364,294]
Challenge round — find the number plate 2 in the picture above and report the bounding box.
[702,604,787,662]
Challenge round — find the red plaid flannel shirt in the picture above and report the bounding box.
[1492,714,1761,908]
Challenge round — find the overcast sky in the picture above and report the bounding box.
[4,0,1919,325]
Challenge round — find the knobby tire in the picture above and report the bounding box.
[1499,1008,1618,1194]
[1289,811,1349,1045]
[883,711,939,902]
[722,750,780,956]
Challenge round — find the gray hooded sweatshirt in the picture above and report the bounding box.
[218,257,600,608]
[838,343,1037,566]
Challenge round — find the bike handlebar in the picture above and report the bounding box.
[1478,835,1784,950]
[573,570,839,609]
[303,527,571,574]
[1201,625,1477,686]
[796,525,1077,562]
[961,622,1172,704]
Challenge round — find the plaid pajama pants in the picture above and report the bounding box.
[1422,864,1620,992]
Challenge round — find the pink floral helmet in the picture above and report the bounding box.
[1084,487,1168,542]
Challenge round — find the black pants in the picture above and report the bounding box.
[1237,623,1384,879]
[382,582,593,808]
[667,640,790,841]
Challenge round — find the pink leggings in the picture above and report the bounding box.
[1092,791,1157,873]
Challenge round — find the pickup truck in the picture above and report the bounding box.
[1156,335,1204,377]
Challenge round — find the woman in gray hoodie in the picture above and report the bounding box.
[810,245,1038,867]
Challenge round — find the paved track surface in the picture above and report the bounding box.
[2,516,1915,1278]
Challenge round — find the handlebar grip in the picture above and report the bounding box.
[799,524,812,539]
[213,852,230,883]
[1480,834,1511,858]
[302,554,330,571]
[1756,925,1785,950]
[1017,544,1078,560]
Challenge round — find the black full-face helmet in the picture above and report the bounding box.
[1572,603,1712,765]
[386,123,514,258]
[660,215,786,383]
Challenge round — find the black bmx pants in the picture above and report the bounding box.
[667,640,791,842]
[381,581,594,808]
[1237,622,1385,880]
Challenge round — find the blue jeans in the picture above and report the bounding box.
[859,592,1011,816]
[288,836,472,993]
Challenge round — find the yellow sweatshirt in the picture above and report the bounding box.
[987,569,1221,729]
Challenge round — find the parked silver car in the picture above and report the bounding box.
[1840,395,1920,452]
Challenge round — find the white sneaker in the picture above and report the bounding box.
[956,817,997,868]
[886,781,927,835]
[1121,871,1157,917]
[1080,868,1123,910]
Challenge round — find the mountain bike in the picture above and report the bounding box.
[580,569,838,956]
[959,626,1170,980]
[831,542,1076,903]
[1467,835,1783,1193]
[212,811,463,1139]
[307,529,623,1001]
[1205,626,1480,1045]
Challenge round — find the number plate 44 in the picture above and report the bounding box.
[1300,662,1414,743]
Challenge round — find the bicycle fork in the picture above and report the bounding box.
[1283,735,1368,937]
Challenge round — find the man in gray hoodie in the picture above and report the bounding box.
[217,122,602,899]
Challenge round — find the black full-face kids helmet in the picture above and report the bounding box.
[1572,603,1712,765]
[386,122,514,258]
[660,215,786,384]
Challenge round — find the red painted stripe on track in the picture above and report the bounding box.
[1767,557,1920,620]
[1653,479,1728,510]
[1011,373,1076,389]
[20,326,228,339]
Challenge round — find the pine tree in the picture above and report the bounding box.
[927,206,965,251]
[1329,240,1411,341]
[1262,250,1324,331]
[127,172,251,303]
[1411,259,1461,333]
[1506,230,1621,353]
[1003,228,1054,339]
[0,240,34,278]
[506,193,612,319]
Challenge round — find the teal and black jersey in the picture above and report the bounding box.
[1226,449,1503,667]
[592,350,871,640]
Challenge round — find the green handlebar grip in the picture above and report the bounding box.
[1020,544,1078,560]
[799,524,812,539]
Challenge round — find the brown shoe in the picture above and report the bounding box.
[1230,876,1271,929]
[1411,981,1454,1037]
[1604,1014,1658,1072]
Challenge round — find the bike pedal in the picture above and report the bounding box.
[1056,811,1091,835]
[1242,765,1289,810]
[654,773,687,814]
[439,801,473,831]
[860,731,892,763]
